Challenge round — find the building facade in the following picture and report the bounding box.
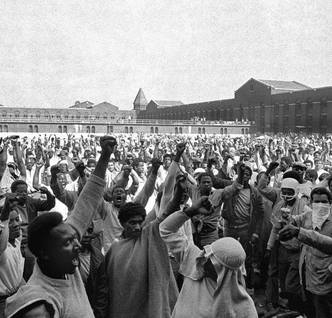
[137,78,332,134]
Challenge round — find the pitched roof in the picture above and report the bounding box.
[256,79,312,93]
[152,100,184,108]
[92,101,119,111]
[69,101,94,109]
[134,88,148,106]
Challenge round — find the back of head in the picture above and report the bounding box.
[211,237,246,270]
[11,180,27,193]
[28,212,63,258]
[282,171,302,184]
[118,202,146,225]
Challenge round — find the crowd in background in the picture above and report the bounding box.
[0,132,332,317]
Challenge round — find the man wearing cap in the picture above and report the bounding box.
[259,162,307,312]
[160,197,257,318]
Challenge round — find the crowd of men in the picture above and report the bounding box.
[0,132,332,318]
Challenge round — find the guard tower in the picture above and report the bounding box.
[133,88,148,113]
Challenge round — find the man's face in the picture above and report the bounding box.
[126,155,134,165]
[9,210,21,242]
[58,163,68,173]
[46,223,81,275]
[59,151,67,160]
[280,160,289,172]
[15,184,28,200]
[281,188,296,202]
[312,193,330,204]
[315,160,323,170]
[136,161,145,174]
[112,188,126,207]
[243,169,252,184]
[305,162,313,169]
[199,176,212,195]
[57,173,67,189]
[292,166,305,178]
[122,215,145,239]
[163,156,172,169]
[108,162,115,172]
[26,156,36,170]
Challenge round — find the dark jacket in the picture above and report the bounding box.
[221,180,264,236]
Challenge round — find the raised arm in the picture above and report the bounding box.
[158,143,185,217]
[160,197,211,264]
[257,162,279,204]
[67,136,117,239]
[13,140,26,180]
[134,158,161,208]
[0,141,8,182]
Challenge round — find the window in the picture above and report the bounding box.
[2,111,6,117]
[58,126,62,133]
[242,128,245,134]
[220,128,223,135]
[103,113,108,120]
[44,112,49,119]
[34,125,38,133]
[64,113,69,120]
[175,127,178,134]
[125,127,128,133]
[129,127,133,133]
[0,126,2,133]
[86,126,90,133]
[179,127,182,134]
[249,83,254,92]
[4,125,8,133]
[224,128,227,135]
[24,113,28,118]
[63,126,67,133]
[155,127,158,134]
[198,128,201,134]
[91,126,95,134]
[107,125,113,134]
[150,127,154,133]
[28,125,33,133]
[96,113,100,120]
[36,112,40,119]
[15,111,20,118]
[202,127,205,134]
[57,114,61,120]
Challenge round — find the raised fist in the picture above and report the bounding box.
[267,161,279,173]
[191,196,212,216]
[100,136,117,154]
[176,143,186,155]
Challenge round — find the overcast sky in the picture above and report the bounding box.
[0,0,331,109]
